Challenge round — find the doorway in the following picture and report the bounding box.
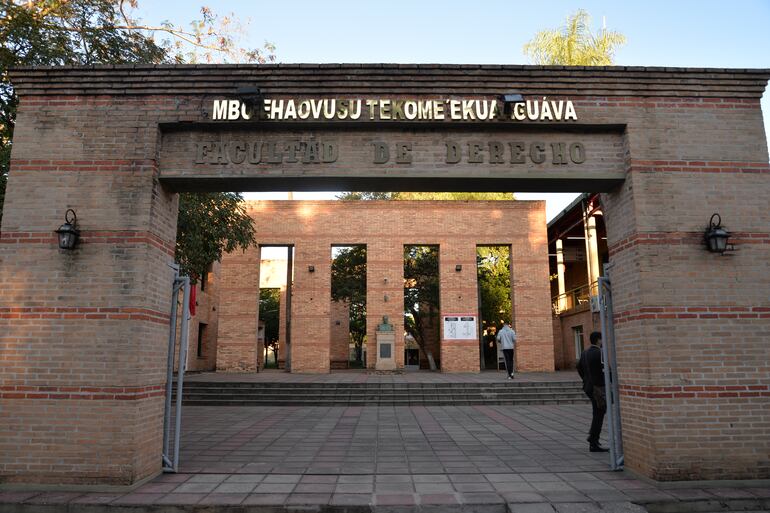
[477,245,512,371]
[404,245,440,370]
[330,245,367,369]
[258,245,294,370]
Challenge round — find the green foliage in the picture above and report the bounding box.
[477,247,512,330]
[336,192,398,201]
[259,288,280,364]
[1,0,163,227]
[337,192,515,201]
[404,245,440,368]
[330,246,367,362]
[399,192,514,200]
[0,1,273,269]
[523,9,626,66]
[176,192,255,282]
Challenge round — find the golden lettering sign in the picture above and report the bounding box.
[211,98,578,122]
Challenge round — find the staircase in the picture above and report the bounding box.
[176,380,589,406]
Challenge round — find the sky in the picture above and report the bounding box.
[138,0,770,221]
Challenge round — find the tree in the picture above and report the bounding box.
[523,9,626,66]
[330,246,367,364]
[337,192,397,201]
[0,1,274,274]
[477,247,512,330]
[175,192,256,281]
[404,245,440,370]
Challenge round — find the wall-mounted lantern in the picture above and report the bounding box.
[55,209,80,250]
[704,213,733,255]
[308,265,315,273]
[455,264,463,272]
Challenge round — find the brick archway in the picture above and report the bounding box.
[2,65,769,485]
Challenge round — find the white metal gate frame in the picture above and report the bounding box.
[598,268,624,470]
[162,265,191,472]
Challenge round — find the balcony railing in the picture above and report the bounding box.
[552,281,597,315]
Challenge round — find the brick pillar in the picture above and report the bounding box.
[290,241,330,372]
[366,240,404,369]
[603,154,770,480]
[439,242,480,372]
[217,245,260,371]
[0,99,176,485]
[512,207,555,372]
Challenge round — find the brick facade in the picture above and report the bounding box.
[216,200,553,374]
[1,64,769,484]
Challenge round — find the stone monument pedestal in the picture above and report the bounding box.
[375,316,396,371]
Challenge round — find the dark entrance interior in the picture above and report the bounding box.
[403,245,440,370]
[476,245,512,370]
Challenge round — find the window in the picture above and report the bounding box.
[573,326,584,360]
[197,323,207,358]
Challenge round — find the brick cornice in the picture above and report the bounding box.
[629,159,770,174]
[9,159,157,173]
[0,229,175,256]
[0,306,170,324]
[9,64,770,98]
[608,231,770,255]
[614,305,770,324]
[620,384,770,399]
[0,384,166,401]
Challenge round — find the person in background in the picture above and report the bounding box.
[496,321,517,379]
[578,331,609,452]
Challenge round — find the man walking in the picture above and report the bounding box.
[496,321,517,379]
[578,331,609,452]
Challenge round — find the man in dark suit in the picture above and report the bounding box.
[578,331,609,452]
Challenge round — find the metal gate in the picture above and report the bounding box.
[162,266,191,473]
[598,271,624,470]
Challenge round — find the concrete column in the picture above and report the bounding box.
[584,214,601,297]
[556,238,567,312]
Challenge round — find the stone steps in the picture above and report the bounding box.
[175,380,589,406]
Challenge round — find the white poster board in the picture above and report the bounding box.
[443,314,477,340]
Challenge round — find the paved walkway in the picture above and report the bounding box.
[2,404,769,512]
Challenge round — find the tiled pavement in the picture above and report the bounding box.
[2,403,769,512]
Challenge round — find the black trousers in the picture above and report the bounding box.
[588,386,607,444]
[502,349,514,376]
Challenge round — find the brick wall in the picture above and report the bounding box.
[216,200,554,374]
[555,307,596,370]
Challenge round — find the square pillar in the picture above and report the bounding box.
[439,242,480,372]
[366,240,404,370]
[0,97,176,485]
[290,241,331,372]
[512,206,555,371]
[217,245,260,371]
